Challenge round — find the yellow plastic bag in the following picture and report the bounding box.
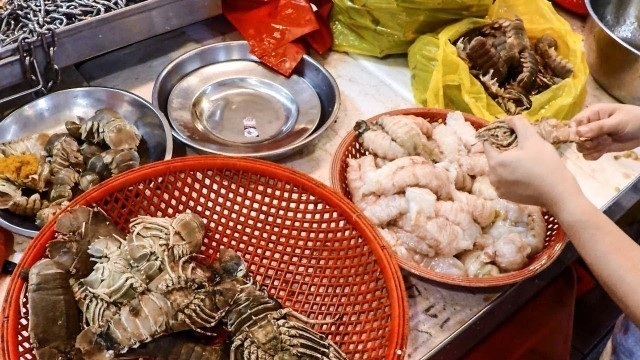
[407,0,588,121]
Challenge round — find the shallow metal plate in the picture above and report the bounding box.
[152,41,340,160]
[0,87,173,237]
[167,61,321,154]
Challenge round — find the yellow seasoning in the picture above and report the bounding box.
[0,154,39,181]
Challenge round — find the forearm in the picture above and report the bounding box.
[554,193,640,327]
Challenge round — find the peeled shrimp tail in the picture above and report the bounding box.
[524,206,546,254]
[482,233,531,272]
[435,201,481,249]
[358,128,408,160]
[393,227,437,258]
[377,115,426,156]
[457,153,489,177]
[432,123,466,163]
[362,163,452,199]
[363,156,428,189]
[402,187,437,229]
[411,217,467,257]
[410,116,434,137]
[346,155,376,205]
[445,111,478,150]
[452,191,497,227]
[362,194,408,226]
[471,176,499,200]
[459,250,500,277]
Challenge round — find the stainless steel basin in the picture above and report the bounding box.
[585,0,640,104]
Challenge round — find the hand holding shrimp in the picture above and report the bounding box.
[483,116,582,213]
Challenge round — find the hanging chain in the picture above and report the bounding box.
[0,0,141,48]
[0,0,143,99]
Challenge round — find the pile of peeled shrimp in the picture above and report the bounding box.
[347,112,546,277]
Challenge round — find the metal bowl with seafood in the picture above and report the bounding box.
[0,87,173,237]
[331,108,567,287]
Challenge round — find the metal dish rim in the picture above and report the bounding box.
[0,85,174,237]
[585,0,640,56]
[152,40,341,160]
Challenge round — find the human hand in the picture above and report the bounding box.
[484,116,583,213]
[572,103,640,160]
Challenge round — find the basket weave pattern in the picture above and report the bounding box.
[330,108,567,287]
[1,157,408,359]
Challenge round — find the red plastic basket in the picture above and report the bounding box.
[330,108,567,287]
[0,156,408,359]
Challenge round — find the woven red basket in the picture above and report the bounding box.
[330,108,567,287]
[0,156,408,359]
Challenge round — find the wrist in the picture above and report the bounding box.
[546,183,592,220]
[544,179,585,215]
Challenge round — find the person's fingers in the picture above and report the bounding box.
[483,141,501,163]
[582,150,605,161]
[576,136,612,153]
[504,116,538,143]
[571,103,619,126]
[575,116,619,139]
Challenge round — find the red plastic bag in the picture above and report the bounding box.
[222,0,332,76]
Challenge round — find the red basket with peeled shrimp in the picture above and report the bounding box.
[0,157,408,360]
[330,108,567,287]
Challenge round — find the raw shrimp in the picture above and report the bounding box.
[482,232,531,272]
[493,199,530,223]
[356,122,408,160]
[402,187,437,229]
[435,161,473,192]
[435,201,481,247]
[346,155,376,204]
[412,217,469,257]
[394,227,437,258]
[421,257,466,276]
[363,156,428,186]
[361,163,452,199]
[459,250,500,277]
[432,123,466,163]
[377,227,399,247]
[458,153,489,177]
[471,175,498,200]
[377,115,432,157]
[523,205,546,253]
[452,191,497,227]
[362,194,408,226]
[409,116,434,137]
[445,111,478,150]
[375,157,389,168]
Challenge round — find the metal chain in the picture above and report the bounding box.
[0,0,142,100]
[0,0,143,47]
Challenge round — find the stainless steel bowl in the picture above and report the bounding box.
[152,41,340,160]
[0,87,173,237]
[585,0,640,104]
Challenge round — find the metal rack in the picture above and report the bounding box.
[0,0,222,93]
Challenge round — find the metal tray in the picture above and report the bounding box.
[0,0,222,91]
[153,41,340,160]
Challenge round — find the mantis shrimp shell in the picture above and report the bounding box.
[8,193,49,217]
[535,35,574,79]
[0,179,21,208]
[68,109,142,150]
[28,259,83,360]
[467,36,508,83]
[212,248,348,360]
